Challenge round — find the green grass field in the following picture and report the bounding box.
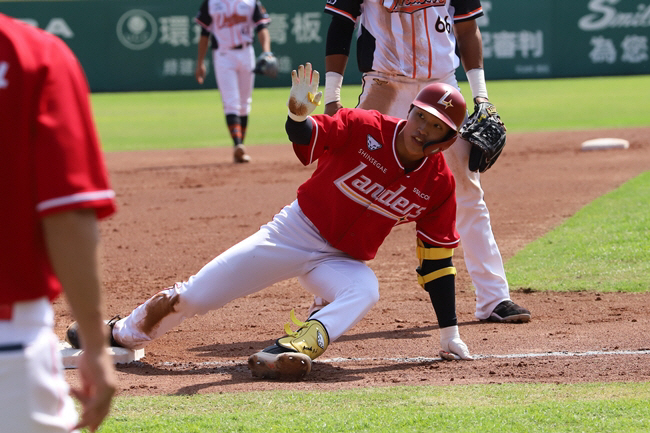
[91,74,650,152]
[99,383,650,432]
[90,75,649,432]
[506,171,650,292]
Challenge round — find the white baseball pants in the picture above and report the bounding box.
[0,298,79,433]
[212,45,255,116]
[113,200,380,350]
[357,71,510,319]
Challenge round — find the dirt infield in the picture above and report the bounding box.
[59,128,650,396]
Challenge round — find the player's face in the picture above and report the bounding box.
[402,107,453,158]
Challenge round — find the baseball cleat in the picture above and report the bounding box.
[65,315,123,349]
[248,350,311,380]
[233,144,251,163]
[487,300,531,323]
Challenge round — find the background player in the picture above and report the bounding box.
[0,14,116,432]
[67,63,472,381]
[195,0,274,163]
[321,0,531,323]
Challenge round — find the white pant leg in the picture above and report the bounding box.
[236,46,255,116]
[114,201,341,349]
[443,136,510,319]
[299,259,379,342]
[357,72,419,117]
[213,47,255,116]
[214,49,241,115]
[359,72,510,319]
[0,299,79,433]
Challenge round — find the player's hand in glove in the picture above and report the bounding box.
[287,63,322,122]
[460,98,507,173]
[439,325,473,360]
[253,51,278,79]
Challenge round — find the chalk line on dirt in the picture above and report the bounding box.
[154,349,650,370]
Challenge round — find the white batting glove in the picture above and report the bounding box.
[287,62,322,122]
[439,325,473,360]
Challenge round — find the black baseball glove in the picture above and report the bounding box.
[460,99,507,173]
[253,51,278,79]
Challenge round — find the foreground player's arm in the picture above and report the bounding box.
[416,239,472,360]
[42,210,116,431]
[324,14,355,115]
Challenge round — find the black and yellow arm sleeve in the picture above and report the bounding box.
[416,239,458,328]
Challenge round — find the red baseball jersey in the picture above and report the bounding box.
[295,108,459,261]
[0,15,116,304]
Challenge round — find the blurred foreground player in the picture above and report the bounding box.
[0,14,116,432]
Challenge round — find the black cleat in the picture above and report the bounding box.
[487,300,531,323]
[65,315,123,349]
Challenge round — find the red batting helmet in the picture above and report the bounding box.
[411,83,467,132]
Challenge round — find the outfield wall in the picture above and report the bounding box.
[1,0,648,92]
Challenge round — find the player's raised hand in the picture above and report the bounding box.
[439,325,473,361]
[287,63,322,122]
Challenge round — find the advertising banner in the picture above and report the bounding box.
[1,0,647,91]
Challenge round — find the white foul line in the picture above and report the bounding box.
[157,349,650,370]
[321,349,650,364]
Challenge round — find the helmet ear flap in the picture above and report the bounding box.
[422,130,458,156]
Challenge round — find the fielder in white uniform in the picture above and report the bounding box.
[67,63,475,380]
[323,0,531,323]
[195,0,272,163]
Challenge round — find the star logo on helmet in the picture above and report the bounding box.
[437,89,454,109]
[440,98,453,109]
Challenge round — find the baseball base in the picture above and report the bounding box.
[59,342,144,369]
[581,138,629,151]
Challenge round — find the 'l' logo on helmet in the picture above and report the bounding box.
[438,90,453,109]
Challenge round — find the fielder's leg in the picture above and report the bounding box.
[442,136,530,322]
[232,47,255,163]
[358,73,530,323]
[214,49,250,163]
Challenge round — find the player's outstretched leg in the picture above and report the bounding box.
[248,311,329,380]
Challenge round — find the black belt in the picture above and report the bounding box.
[0,343,24,352]
[232,43,250,50]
